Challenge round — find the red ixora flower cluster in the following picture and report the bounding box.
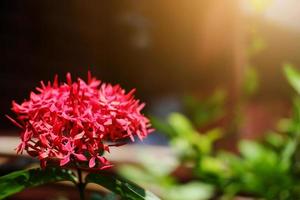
[7,72,153,169]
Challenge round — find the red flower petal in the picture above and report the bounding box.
[60,155,70,166]
[74,131,85,140]
[74,153,87,161]
[89,157,96,168]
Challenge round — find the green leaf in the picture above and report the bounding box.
[167,113,196,137]
[183,90,226,127]
[150,116,175,138]
[167,113,202,146]
[265,132,285,148]
[239,140,278,165]
[281,139,297,170]
[200,156,225,175]
[196,128,222,154]
[284,64,300,94]
[0,167,77,199]
[86,172,161,200]
[292,97,300,134]
[239,140,265,160]
[170,138,196,159]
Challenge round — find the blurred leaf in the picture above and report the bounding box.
[284,64,300,94]
[166,182,214,200]
[243,67,259,97]
[218,151,243,173]
[197,129,223,154]
[239,140,279,167]
[235,139,296,199]
[205,128,222,142]
[0,167,77,199]
[265,132,285,148]
[200,156,225,175]
[167,113,222,156]
[170,138,196,159]
[277,118,293,133]
[150,116,175,138]
[291,97,300,134]
[239,140,263,160]
[281,139,297,170]
[167,113,202,155]
[86,172,160,200]
[183,90,226,127]
[167,113,196,137]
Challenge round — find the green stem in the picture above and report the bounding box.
[77,168,85,200]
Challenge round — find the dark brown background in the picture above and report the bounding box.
[1,0,299,132]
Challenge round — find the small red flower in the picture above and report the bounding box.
[7,72,153,169]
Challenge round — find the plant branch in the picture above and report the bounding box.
[77,167,85,200]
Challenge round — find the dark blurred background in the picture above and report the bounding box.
[1,0,300,137]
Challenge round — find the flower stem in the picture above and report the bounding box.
[77,168,85,200]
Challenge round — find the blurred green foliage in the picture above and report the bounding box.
[118,66,300,199]
[183,90,226,127]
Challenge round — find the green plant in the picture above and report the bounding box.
[119,65,300,199]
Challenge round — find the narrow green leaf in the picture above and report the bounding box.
[0,167,77,199]
[284,64,300,94]
[86,172,160,200]
[281,139,297,170]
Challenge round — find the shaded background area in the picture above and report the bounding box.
[1,0,300,139]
